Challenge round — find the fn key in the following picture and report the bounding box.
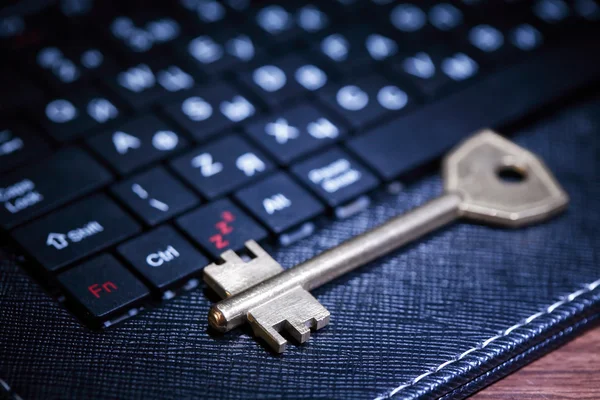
[58,254,150,327]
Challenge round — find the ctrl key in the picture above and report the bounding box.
[57,254,150,328]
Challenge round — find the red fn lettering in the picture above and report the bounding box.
[88,284,102,298]
[88,281,118,298]
[102,281,117,292]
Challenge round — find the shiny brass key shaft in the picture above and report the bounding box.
[209,193,461,333]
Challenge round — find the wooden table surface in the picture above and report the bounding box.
[472,327,600,399]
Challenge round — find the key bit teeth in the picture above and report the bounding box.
[287,321,311,343]
[250,319,289,353]
[247,286,330,353]
[203,240,283,299]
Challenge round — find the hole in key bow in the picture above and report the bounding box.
[496,164,527,183]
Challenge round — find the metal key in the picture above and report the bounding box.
[204,130,568,353]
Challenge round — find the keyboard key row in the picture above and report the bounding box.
[6,144,381,277]
[8,34,600,242]
[348,37,600,181]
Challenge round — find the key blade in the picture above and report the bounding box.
[204,240,283,298]
[247,286,330,353]
[443,129,569,227]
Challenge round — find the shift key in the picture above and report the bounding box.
[12,195,140,272]
[0,148,112,230]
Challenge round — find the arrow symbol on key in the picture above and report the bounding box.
[46,232,69,250]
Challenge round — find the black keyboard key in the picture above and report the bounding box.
[318,75,414,130]
[291,147,379,213]
[12,194,140,272]
[386,3,438,44]
[163,83,260,142]
[0,124,50,173]
[507,23,545,53]
[292,62,330,92]
[57,253,149,325]
[314,32,356,73]
[111,166,199,226]
[0,148,112,230]
[107,61,196,110]
[391,48,480,99]
[463,23,519,66]
[427,3,466,33]
[234,172,325,236]
[245,103,346,166]
[107,15,182,59]
[252,4,304,45]
[313,29,399,75]
[171,135,274,199]
[436,52,481,83]
[295,4,332,37]
[391,50,449,99]
[117,226,208,292]
[88,115,187,175]
[176,33,263,76]
[250,2,332,46]
[40,91,124,142]
[237,54,323,108]
[177,198,268,259]
[26,40,119,90]
[347,37,600,181]
[532,0,574,30]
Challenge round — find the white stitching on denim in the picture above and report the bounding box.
[374,278,600,400]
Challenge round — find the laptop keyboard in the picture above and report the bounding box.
[1,0,599,328]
